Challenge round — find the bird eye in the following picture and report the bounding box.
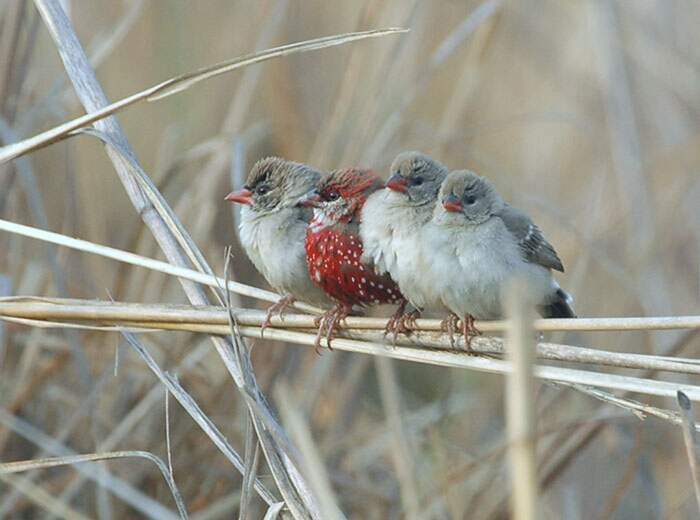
[465,195,477,205]
[412,176,424,186]
[326,191,340,201]
[256,184,269,195]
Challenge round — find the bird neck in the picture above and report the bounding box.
[310,206,357,233]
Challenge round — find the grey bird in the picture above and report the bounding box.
[360,151,451,332]
[225,157,330,328]
[426,169,575,340]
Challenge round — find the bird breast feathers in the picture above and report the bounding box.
[239,207,308,289]
[360,191,397,274]
[452,219,522,284]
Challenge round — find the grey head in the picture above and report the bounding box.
[439,170,504,225]
[386,151,449,206]
[225,157,321,215]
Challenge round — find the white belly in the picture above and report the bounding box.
[361,192,446,311]
[360,190,399,275]
[239,207,328,306]
[429,220,554,319]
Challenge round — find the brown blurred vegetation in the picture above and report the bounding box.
[1,0,699,518]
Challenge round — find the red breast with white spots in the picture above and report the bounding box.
[305,227,403,306]
[303,167,405,307]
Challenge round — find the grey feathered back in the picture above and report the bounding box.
[498,203,564,272]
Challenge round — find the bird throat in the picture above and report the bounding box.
[310,206,351,232]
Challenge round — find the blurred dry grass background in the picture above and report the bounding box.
[1,0,700,518]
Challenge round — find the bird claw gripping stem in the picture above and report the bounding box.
[440,312,460,348]
[402,309,421,331]
[260,294,296,338]
[313,304,351,354]
[383,300,420,346]
[459,314,482,355]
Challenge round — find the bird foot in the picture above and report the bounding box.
[404,309,421,330]
[384,300,414,346]
[314,304,351,354]
[459,314,481,354]
[261,294,296,337]
[440,313,460,348]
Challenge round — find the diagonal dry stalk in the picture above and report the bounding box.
[677,391,700,514]
[0,473,91,520]
[22,1,407,517]
[0,408,183,520]
[0,451,188,520]
[0,24,407,164]
[0,217,323,314]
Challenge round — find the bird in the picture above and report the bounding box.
[427,169,575,347]
[299,167,407,350]
[360,151,454,336]
[225,157,330,331]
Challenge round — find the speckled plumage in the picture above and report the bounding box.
[303,167,406,347]
[305,168,403,308]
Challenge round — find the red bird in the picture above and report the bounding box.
[299,167,407,349]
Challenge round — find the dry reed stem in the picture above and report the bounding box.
[0,26,407,164]
[0,474,91,520]
[3,3,699,517]
[3,216,700,330]
[375,356,422,519]
[0,408,182,520]
[31,2,325,516]
[0,217,323,314]
[4,302,700,402]
[20,0,396,518]
[2,298,700,376]
[504,280,538,520]
[677,391,700,514]
[0,451,188,520]
[556,384,700,440]
[274,385,346,520]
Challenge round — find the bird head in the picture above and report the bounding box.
[225,157,321,215]
[437,170,502,225]
[298,167,383,225]
[386,151,448,206]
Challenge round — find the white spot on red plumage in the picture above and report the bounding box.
[303,183,403,310]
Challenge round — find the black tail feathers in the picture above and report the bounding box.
[539,288,576,319]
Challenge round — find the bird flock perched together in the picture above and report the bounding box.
[226,152,575,351]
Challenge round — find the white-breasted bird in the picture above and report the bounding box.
[360,152,450,322]
[427,169,575,341]
[225,157,330,328]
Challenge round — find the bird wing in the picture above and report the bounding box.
[497,204,564,272]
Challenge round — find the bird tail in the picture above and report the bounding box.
[540,288,576,319]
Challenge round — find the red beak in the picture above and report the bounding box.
[386,174,408,193]
[443,195,462,213]
[225,189,253,205]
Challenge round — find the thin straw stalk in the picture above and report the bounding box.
[2,298,700,375]
[4,305,700,401]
